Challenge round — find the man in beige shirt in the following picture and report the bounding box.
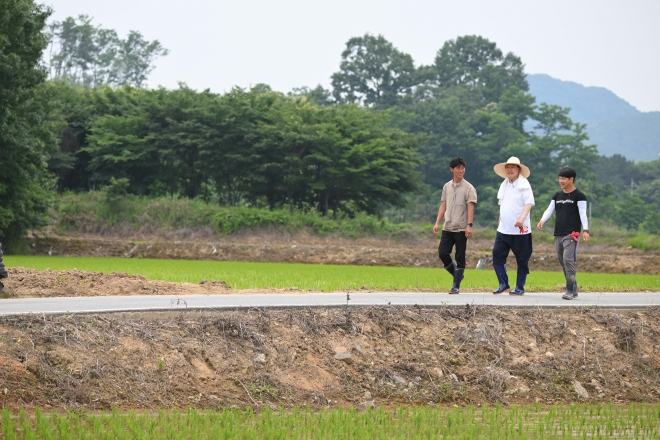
[433,157,478,293]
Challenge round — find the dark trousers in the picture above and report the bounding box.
[492,232,533,275]
[438,231,467,269]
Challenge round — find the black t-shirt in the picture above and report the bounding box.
[552,188,587,236]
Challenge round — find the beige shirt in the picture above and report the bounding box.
[441,179,478,232]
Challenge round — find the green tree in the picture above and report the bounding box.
[294,105,423,216]
[147,86,220,199]
[594,154,637,190]
[207,88,269,205]
[46,80,94,192]
[82,87,162,194]
[288,85,333,106]
[404,94,473,190]
[0,0,61,248]
[433,35,528,104]
[48,15,168,87]
[644,211,660,235]
[615,193,655,231]
[331,34,416,108]
[638,179,660,208]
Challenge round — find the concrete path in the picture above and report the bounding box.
[2,292,660,316]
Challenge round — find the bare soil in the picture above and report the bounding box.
[24,232,660,274]
[1,267,235,299]
[1,304,659,411]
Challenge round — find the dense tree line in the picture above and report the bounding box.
[314,33,660,232]
[48,82,423,218]
[39,32,660,234]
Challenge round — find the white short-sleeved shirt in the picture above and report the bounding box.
[497,178,535,235]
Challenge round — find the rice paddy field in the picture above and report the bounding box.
[5,255,660,292]
[2,404,659,439]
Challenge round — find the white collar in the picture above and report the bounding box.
[497,176,531,199]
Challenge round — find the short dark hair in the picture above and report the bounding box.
[450,157,466,169]
[558,167,576,180]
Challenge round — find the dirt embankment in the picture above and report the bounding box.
[1,306,659,412]
[24,234,660,274]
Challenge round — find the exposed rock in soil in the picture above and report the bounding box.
[1,305,659,411]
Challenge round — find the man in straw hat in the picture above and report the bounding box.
[536,166,590,300]
[492,157,535,295]
[433,157,477,294]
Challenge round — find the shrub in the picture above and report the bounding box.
[628,234,660,251]
[52,192,423,239]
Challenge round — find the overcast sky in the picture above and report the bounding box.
[46,0,660,112]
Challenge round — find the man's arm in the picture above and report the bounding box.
[537,200,556,231]
[578,200,590,243]
[465,202,474,238]
[514,189,535,229]
[514,204,533,228]
[433,201,446,236]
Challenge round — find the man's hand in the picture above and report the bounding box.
[465,225,472,239]
[583,231,590,243]
[433,223,440,235]
[514,218,525,228]
[536,220,545,231]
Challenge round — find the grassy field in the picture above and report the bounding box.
[5,256,660,292]
[2,404,659,439]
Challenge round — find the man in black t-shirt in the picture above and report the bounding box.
[537,167,591,300]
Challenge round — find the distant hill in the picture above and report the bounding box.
[587,112,660,161]
[527,74,660,161]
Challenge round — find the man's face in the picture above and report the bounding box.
[558,176,574,189]
[505,164,520,180]
[450,165,466,180]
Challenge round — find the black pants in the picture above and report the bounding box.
[438,231,467,269]
[492,232,533,275]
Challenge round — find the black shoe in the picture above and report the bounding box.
[0,281,3,291]
[449,268,464,294]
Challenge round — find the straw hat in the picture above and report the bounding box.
[493,156,530,179]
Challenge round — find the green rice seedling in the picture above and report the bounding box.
[1,404,656,439]
[6,256,660,292]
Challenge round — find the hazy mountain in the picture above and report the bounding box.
[527,74,660,161]
[587,112,660,161]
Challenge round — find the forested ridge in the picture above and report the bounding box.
[3,2,660,247]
